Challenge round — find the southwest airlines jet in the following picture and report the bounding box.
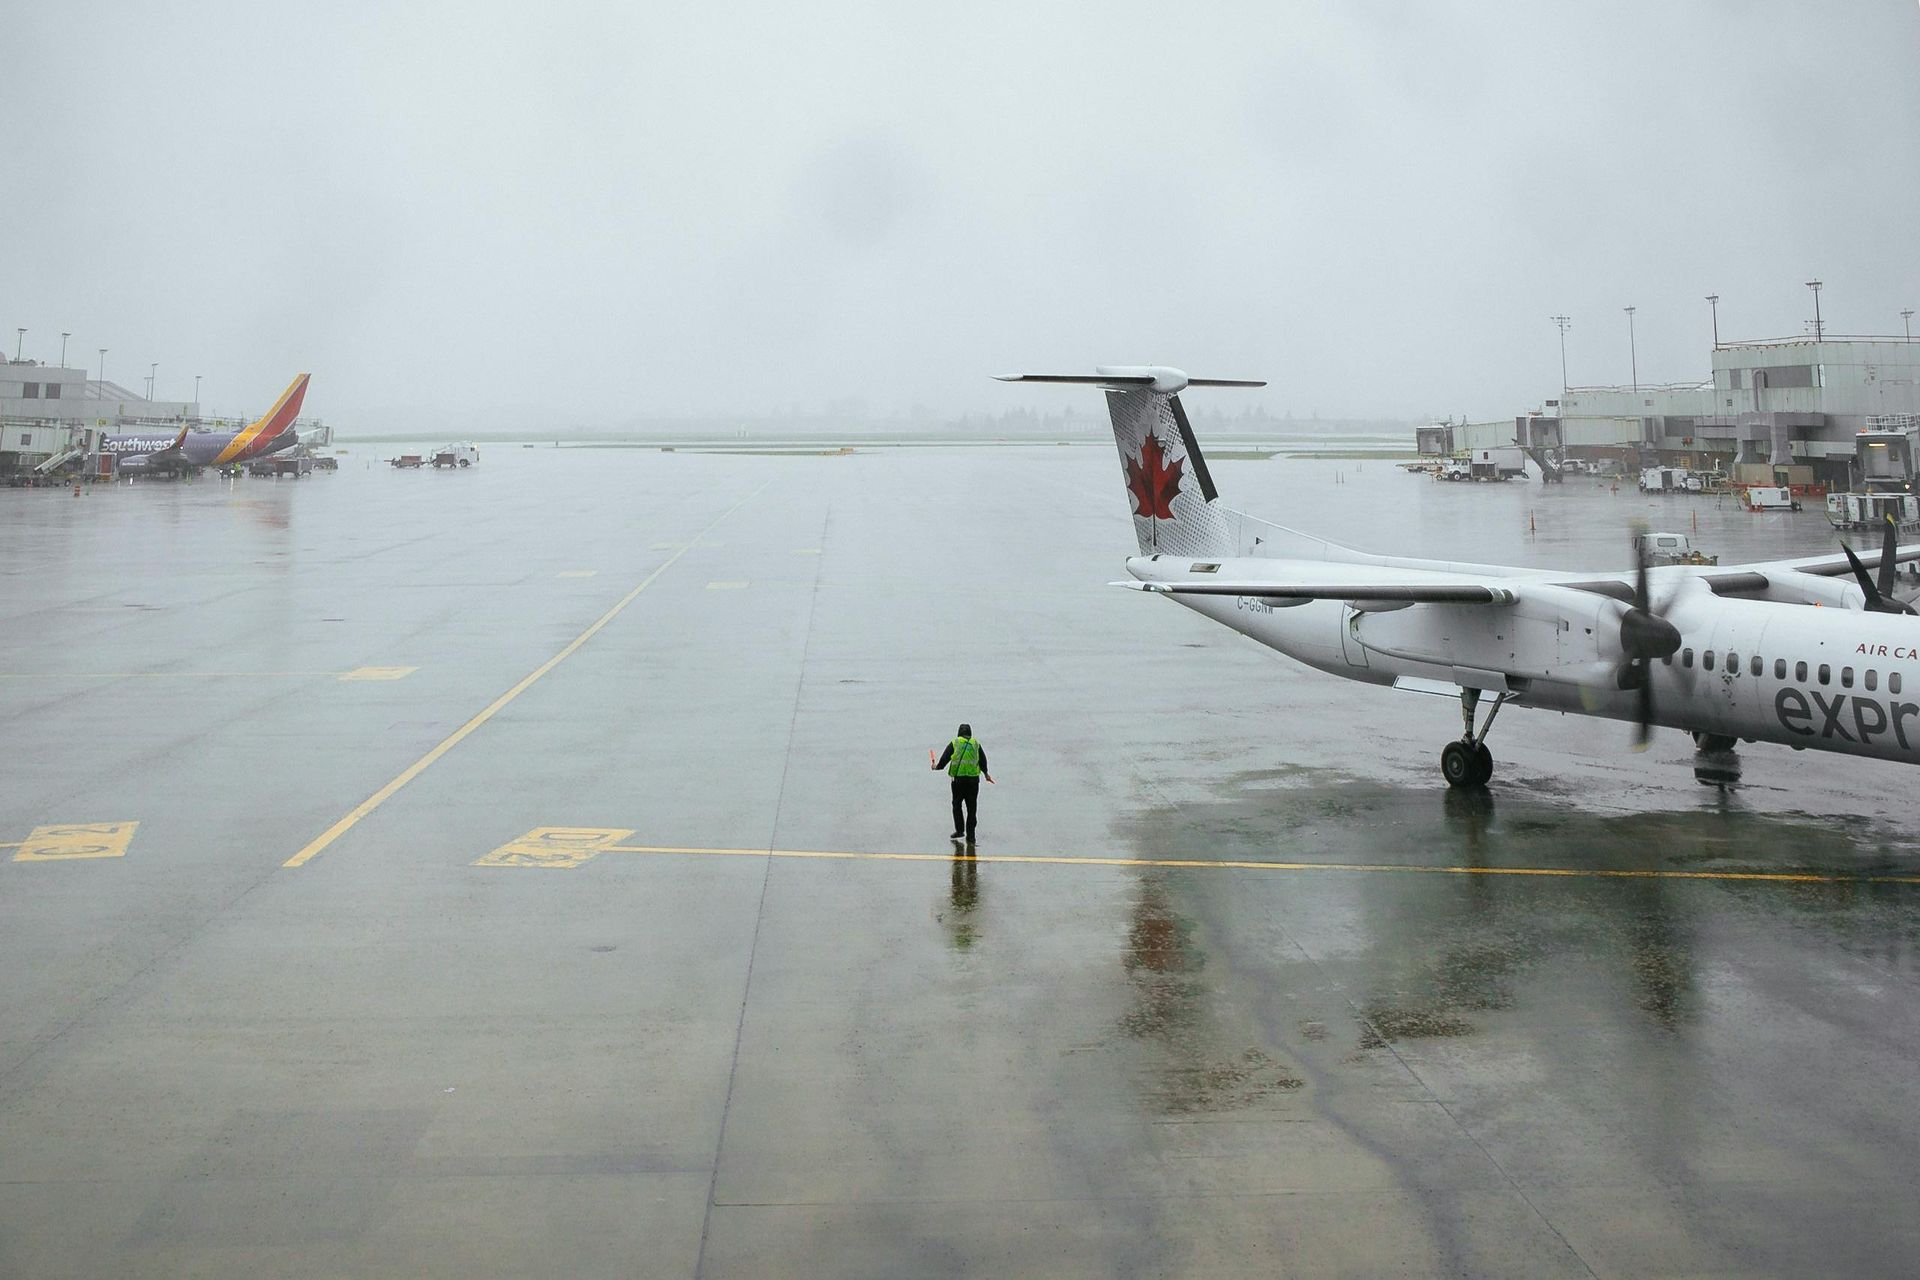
[103,373,311,475]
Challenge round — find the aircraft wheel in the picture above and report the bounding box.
[1440,741,1482,788]
[1471,743,1493,785]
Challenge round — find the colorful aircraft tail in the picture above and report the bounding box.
[214,373,311,464]
[249,372,310,445]
[997,366,1268,558]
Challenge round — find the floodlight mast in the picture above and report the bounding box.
[1624,307,1637,391]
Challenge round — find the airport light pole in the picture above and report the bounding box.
[1705,295,1720,348]
[59,332,71,367]
[13,328,23,361]
[1806,279,1823,342]
[1903,309,1914,342]
[146,362,157,403]
[97,349,107,398]
[193,374,201,414]
[1624,307,1638,391]
[1551,315,1571,389]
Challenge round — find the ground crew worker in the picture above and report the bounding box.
[932,723,992,842]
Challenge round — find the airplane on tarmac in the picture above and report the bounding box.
[999,365,1920,788]
[102,373,311,475]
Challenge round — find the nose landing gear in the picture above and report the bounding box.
[1441,688,1507,788]
[1692,732,1741,788]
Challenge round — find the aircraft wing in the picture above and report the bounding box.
[1707,544,1920,580]
[1115,580,1517,604]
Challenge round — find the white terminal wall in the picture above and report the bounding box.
[1561,341,1920,425]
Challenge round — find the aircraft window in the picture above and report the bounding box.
[1842,667,1854,688]
[1682,648,1694,668]
[1818,664,1831,685]
[1796,661,1808,682]
[1703,651,1715,671]
[1894,673,1904,695]
[1190,563,1221,573]
[1726,652,1737,673]
[1751,655,1763,677]
[1662,654,1673,666]
[1866,670,1878,691]
[1774,658,1786,679]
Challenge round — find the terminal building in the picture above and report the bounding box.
[1421,335,1920,488]
[1,358,327,478]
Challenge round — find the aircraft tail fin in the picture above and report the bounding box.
[996,366,1256,558]
[249,373,311,443]
[213,373,311,465]
[997,365,1364,563]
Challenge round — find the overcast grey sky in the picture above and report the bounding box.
[4,1,1917,430]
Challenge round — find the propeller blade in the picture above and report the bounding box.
[1626,522,1663,751]
[1633,527,1652,614]
[1879,512,1900,600]
[1841,539,1885,610]
[1632,667,1654,751]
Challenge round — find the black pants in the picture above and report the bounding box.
[950,776,980,839]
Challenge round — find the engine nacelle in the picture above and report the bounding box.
[1742,570,1862,610]
[1352,584,1622,680]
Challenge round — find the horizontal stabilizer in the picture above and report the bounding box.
[994,373,1155,386]
[996,365,1264,395]
[1114,580,1515,604]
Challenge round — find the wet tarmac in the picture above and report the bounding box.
[3,447,1919,1278]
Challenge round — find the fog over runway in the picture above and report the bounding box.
[3,448,1919,1278]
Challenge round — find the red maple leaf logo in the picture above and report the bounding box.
[1125,433,1184,520]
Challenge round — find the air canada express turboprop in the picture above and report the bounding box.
[999,365,1920,788]
[104,373,311,474]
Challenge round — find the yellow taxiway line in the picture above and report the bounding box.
[0,667,415,681]
[604,845,1920,885]
[283,485,767,868]
[475,830,1920,886]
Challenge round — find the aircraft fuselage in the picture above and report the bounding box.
[1129,554,1920,765]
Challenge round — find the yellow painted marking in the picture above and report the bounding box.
[557,570,598,579]
[706,581,749,590]
[338,666,417,682]
[283,484,767,869]
[473,834,1920,886]
[476,827,636,868]
[651,541,721,550]
[14,822,138,862]
[794,548,822,555]
[0,671,343,680]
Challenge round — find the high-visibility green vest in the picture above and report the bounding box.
[948,737,982,778]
